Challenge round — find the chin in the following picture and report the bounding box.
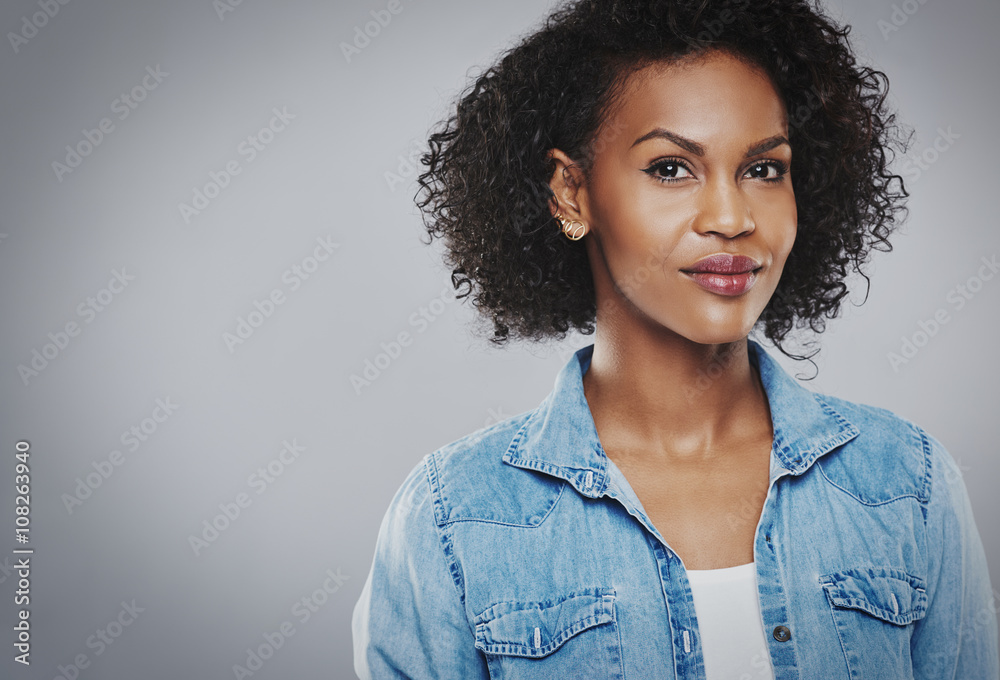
[666,309,759,347]
[669,321,755,347]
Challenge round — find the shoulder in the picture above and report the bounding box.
[371,410,549,574]
[811,391,939,505]
[391,412,531,501]
[392,407,565,528]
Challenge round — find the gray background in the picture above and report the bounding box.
[0,0,996,677]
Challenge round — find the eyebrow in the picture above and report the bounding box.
[630,128,790,157]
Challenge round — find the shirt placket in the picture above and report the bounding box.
[599,455,803,679]
[600,471,707,679]
[753,467,801,679]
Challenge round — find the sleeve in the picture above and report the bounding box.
[351,454,490,680]
[910,428,999,680]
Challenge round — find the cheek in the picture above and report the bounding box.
[759,192,798,264]
[780,211,798,263]
[595,171,691,252]
[774,219,797,265]
[603,217,684,290]
[591,180,673,262]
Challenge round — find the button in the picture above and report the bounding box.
[772,625,791,642]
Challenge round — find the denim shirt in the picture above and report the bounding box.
[352,340,999,679]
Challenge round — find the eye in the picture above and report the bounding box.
[643,158,694,184]
[743,160,788,182]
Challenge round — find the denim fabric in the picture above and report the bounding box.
[352,339,999,679]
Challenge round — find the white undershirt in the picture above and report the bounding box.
[685,562,776,680]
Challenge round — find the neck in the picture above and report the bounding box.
[582,310,771,466]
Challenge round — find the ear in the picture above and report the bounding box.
[546,148,590,234]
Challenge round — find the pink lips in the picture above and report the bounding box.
[681,254,761,296]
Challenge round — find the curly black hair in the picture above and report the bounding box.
[414,0,911,363]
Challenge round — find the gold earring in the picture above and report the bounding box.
[554,212,586,241]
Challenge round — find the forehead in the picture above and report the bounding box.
[606,51,788,146]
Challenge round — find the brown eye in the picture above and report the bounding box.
[744,161,788,181]
[645,159,694,183]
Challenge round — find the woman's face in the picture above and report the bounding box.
[552,49,797,345]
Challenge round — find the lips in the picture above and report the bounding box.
[680,254,763,296]
[681,253,761,274]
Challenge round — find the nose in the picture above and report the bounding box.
[692,177,755,238]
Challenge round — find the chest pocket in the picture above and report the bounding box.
[473,587,624,679]
[819,567,927,678]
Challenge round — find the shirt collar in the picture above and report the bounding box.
[501,339,860,498]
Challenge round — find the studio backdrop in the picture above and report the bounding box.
[0,0,997,677]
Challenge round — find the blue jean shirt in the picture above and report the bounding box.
[352,340,999,679]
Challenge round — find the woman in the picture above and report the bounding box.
[352,0,999,677]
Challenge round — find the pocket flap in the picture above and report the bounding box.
[473,587,616,658]
[819,567,927,625]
